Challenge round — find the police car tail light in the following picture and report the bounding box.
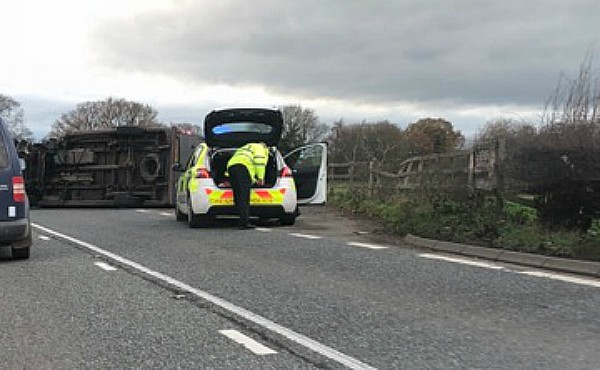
[281,166,293,177]
[195,168,211,179]
[13,176,25,203]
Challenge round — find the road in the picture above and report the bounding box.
[2,206,600,369]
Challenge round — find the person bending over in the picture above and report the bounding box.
[226,142,269,229]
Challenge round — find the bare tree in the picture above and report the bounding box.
[0,94,33,141]
[474,118,537,145]
[327,120,409,171]
[327,119,361,163]
[279,105,328,153]
[51,97,162,137]
[543,52,600,126]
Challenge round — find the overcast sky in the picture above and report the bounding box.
[1,0,598,139]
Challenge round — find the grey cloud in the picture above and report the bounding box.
[93,0,600,106]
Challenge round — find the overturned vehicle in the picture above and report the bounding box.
[23,126,201,207]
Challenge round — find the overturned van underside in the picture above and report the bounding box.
[23,126,201,207]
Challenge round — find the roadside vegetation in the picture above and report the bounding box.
[329,187,600,261]
[325,54,600,262]
[2,53,599,261]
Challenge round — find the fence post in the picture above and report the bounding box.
[467,150,474,193]
[368,161,374,196]
[327,163,332,196]
[494,138,506,211]
[349,162,355,190]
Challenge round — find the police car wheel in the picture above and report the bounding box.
[187,197,202,228]
[175,204,186,221]
[280,214,296,226]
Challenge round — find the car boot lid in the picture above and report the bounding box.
[204,108,283,147]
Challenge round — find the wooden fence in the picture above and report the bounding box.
[328,140,506,197]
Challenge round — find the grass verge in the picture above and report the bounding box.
[328,187,600,261]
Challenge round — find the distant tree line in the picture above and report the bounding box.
[327,117,464,171]
[50,97,162,137]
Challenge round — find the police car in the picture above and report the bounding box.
[173,108,327,227]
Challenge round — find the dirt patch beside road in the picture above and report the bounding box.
[293,205,406,247]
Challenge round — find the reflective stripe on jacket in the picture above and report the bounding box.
[226,142,269,183]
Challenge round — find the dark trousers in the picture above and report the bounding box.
[228,164,252,226]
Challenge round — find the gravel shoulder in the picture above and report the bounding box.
[292,205,410,248]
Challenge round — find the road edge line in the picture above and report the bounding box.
[32,223,376,370]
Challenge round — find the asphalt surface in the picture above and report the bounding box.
[2,206,600,369]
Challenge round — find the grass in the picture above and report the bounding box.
[328,187,600,261]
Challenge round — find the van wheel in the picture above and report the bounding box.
[140,153,161,182]
[12,247,30,259]
[280,214,296,226]
[12,227,32,259]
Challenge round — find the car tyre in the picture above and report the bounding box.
[175,204,186,221]
[12,225,32,259]
[280,214,296,226]
[12,246,30,259]
[187,196,207,228]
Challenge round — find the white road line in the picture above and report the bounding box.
[38,235,51,241]
[515,270,600,288]
[255,227,272,232]
[290,233,322,240]
[219,329,277,355]
[135,209,150,213]
[420,253,600,288]
[419,253,505,270]
[159,212,172,217]
[94,261,118,271]
[31,223,375,370]
[348,242,388,250]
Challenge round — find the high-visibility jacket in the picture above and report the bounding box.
[227,142,269,183]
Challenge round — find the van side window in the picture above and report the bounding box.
[0,140,8,168]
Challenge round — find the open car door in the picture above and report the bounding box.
[284,143,327,204]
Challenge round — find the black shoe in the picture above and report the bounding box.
[238,223,256,230]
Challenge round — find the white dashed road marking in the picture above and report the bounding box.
[419,253,505,270]
[159,212,172,217]
[290,233,322,240]
[219,329,277,355]
[135,209,150,213]
[347,242,388,250]
[94,261,118,271]
[38,235,51,241]
[31,223,376,370]
[255,227,272,232]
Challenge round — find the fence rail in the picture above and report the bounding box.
[328,140,506,198]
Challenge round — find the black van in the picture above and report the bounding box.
[0,118,31,259]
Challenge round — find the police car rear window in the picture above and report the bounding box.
[212,122,273,135]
